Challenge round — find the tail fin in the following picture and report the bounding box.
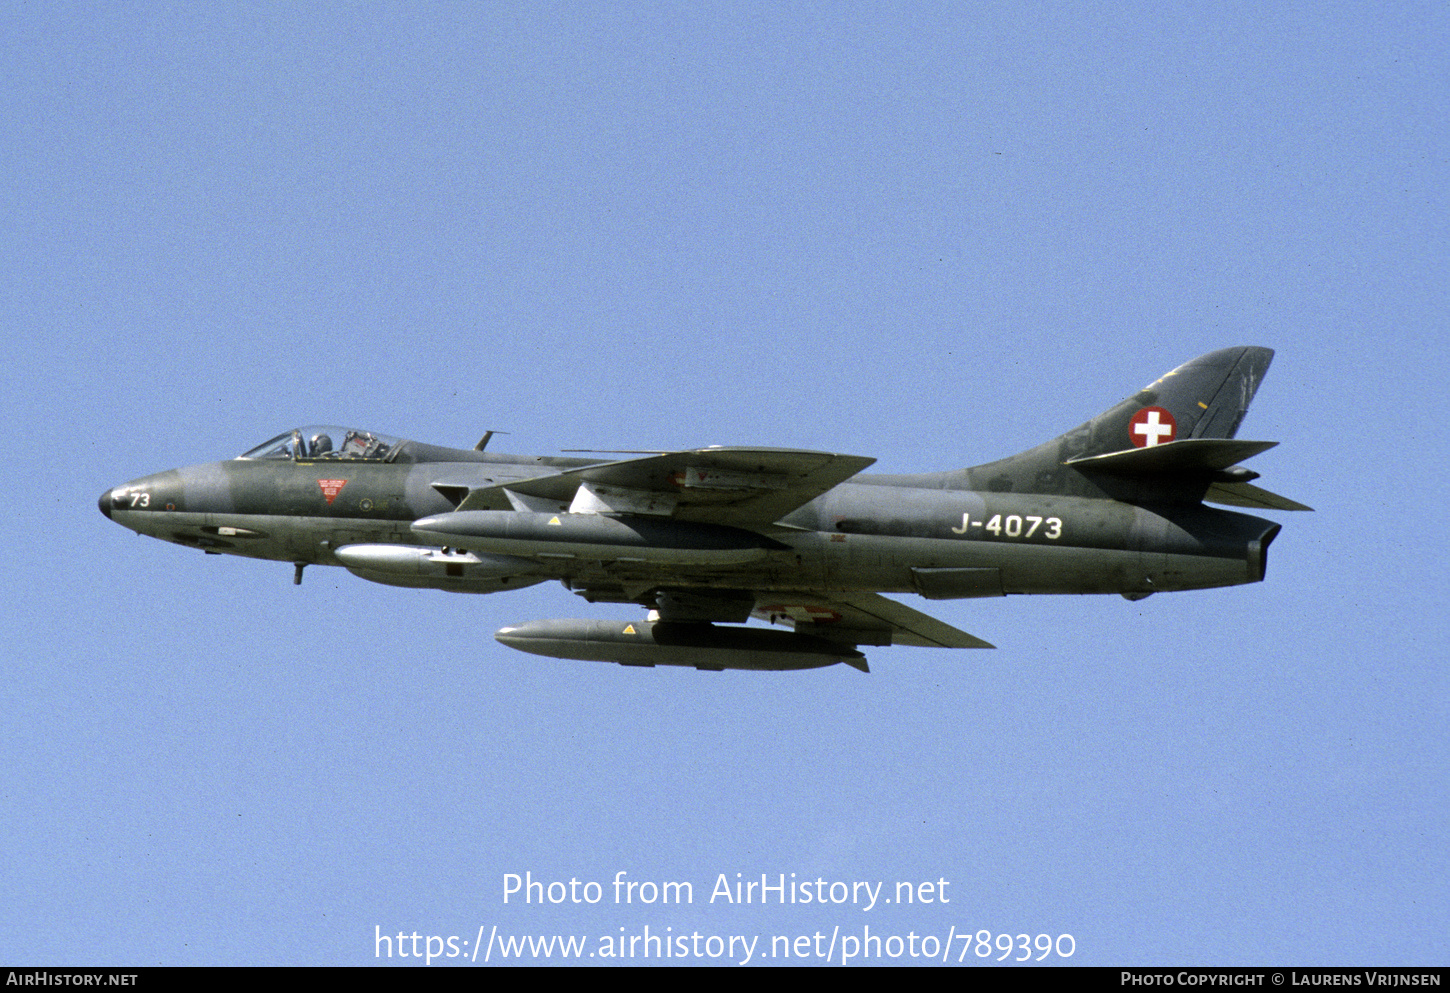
[960,347,1303,506]
[1070,345,1275,451]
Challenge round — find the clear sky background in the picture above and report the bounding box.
[3,1,1445,967]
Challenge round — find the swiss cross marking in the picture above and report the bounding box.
[317,479,348,504]
[1129,406,1177,448]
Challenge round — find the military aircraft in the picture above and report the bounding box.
[99,346,1307,673]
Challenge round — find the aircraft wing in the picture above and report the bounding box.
[753,592,994,649]
[457,447,875,527]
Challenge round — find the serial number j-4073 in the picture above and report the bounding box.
[950,513,1062,540]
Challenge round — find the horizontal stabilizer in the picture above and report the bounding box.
[1065,438,1309,510]
[1064,438,1278,475]
[1204,481,1313,511]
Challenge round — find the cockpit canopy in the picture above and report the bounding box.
[238,427,402,462]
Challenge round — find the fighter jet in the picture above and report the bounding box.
[99,346,1308,673]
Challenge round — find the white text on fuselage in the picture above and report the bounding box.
[950,513,1063,539]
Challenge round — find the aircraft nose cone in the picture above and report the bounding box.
[99,488,113,520]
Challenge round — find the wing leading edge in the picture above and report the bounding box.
[453,447,876,526]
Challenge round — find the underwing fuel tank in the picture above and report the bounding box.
[494,619,869,672]
[412,511,788,566]
[334,544,545,593]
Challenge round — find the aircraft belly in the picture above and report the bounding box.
[107,508,300,562]
[702,526,1167,597]
[816,532,1140,595]
[190,514,407,564]
[108,509,214,551]
[1155,551,1257,590]
[563,560,785,597]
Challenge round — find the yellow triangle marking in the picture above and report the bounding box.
[548,516,562,525]
[623,624,636,635]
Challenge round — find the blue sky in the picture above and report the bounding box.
[3,1,1445,966]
